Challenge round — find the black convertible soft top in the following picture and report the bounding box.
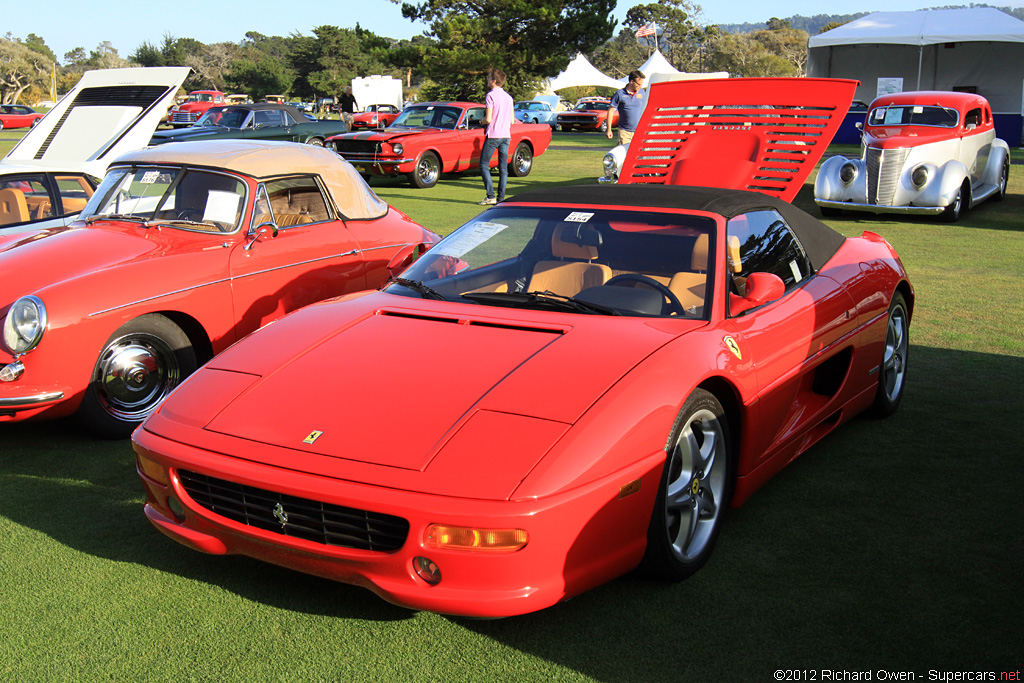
[506,184,847,272]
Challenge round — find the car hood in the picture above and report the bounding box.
[150,126,234,143]
[2,66,190,178]
[174,295,689,480]
[332,127,436,144]
[0,223,170,301]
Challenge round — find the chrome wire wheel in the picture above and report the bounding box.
[642,388,731,580]
[872,291,910,417]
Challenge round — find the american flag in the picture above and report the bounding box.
[635,22,656,38]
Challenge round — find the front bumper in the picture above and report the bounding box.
[814,199,945,216]
[134,424,660,617]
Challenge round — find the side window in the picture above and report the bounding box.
[281,109,299,126]
[0,175,52,226]
[262,177,331,227]
[54,174,96,217]
[726,210,812,296]
[964,108,981,129]
[467,108,486,128]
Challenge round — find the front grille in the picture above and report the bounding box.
[865,147,908,206]
[171,112,198,124]
[179,470,409,552]
[333,139,382,155]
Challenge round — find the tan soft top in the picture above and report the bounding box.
[114,140,388,220]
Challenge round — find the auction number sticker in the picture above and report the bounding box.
[433,221,508,258]
[139,171,160,184]
[564,211,594,223]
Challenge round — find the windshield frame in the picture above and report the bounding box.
[867,104,960,129]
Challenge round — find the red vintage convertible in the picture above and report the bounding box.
[326,101,552,188]
[0,104,45,130]
[0,140,439,437]
[133,79,913,617]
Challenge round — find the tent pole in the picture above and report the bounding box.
[917,46,923,90]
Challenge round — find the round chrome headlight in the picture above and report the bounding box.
[603,153,617,172]
[3,295,47,355]
[392,143,404,156]
[911,165,929,188]
[839,162,857,184]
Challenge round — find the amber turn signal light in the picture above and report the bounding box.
[424,524,528,552]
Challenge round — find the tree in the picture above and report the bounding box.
[703,31,796,77]
[749,21,808,76]
[227,54,293,101]
[397,0,616,101]
[623,0,709,71]
[0,36,51,104]
[290,25,389,100]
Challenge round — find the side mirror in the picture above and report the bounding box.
[244,222,278,251]
[386,242,434,277]
[730,272,785,315]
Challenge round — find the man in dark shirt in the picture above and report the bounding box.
[605,69,646,145]
[339,86,356,130]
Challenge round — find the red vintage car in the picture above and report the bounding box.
[326,101,552,188]
[0,104,45,130]
[556,99,618,132]
[350,103,402,130]
[168,90,226,127]
[0,140,439,437]
[133,79,913,618]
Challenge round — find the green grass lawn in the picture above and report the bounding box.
[2,128,1022,681]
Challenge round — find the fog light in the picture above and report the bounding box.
[425,524,528,552]
[839,162,857,184]
[0,360,25,382]
[414,556,442,585]
[136,453,169,485]
[167,495,186,522]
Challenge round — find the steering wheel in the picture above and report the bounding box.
[605,273,686,316]
[177,209,204,221]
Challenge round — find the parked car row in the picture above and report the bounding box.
[2,72,939,620]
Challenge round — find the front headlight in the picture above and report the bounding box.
[839,162,857,184]
[911,165,929,188]
[391,143,404,156]
[3,295,47,355]
[602,152,618,177]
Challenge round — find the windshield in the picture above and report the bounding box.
[868,105,959,128]
[196,107,228,127]
[198,106,251,129]
[576,102,609,111]
[390,205,716,318]
[79,166,247,233]
[188,93,215,103]
[390,104,463,130]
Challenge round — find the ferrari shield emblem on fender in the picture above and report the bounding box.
[303,430,323,444]
[724,336,742,360]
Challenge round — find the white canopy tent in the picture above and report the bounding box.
[638,50,680,78]
[807,8,1024,114]
[546,53,626,92]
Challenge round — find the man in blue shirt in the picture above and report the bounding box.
[605,69,646,145]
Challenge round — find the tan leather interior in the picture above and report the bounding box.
[275,213,314,227]
[0,188,30,225]
[528,224,611,296]
[61,197,89,214]
[26,197,52,220]
[664,234,709,311]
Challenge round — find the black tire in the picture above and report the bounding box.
[819,206,842,218]
[409,150,440,188]
[992,157,1009,202]
[509,142,533,178]
[940,182,968,222]
[641,388,732,580]
[599,119,608,133]
[77,314,197,438]
[869,291,909,418]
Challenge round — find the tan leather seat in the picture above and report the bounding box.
[528,224,611,296]
[0,188,30,226]
[667,233,709,312]
[275,213,314,227]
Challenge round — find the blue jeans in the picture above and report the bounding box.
[480,137,510,200]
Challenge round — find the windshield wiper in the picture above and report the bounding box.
[460,290,619,315]
[85,214,150,226]
[390,277,447,300]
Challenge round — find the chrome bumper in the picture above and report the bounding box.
[0,391,65,408]
[814,199,945,216]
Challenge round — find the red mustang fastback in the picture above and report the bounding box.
[0,140,438,437]
[326,101,552,188]
[132,78,915,618]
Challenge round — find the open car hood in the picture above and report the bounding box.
[618,77,858,203]
[3,67,190,177]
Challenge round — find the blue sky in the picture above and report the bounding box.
[7,0,1018,64]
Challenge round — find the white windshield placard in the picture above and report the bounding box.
[139,171,160,184]
[203,190,242,224]
[433,221,508,257]
[564,212,594,223]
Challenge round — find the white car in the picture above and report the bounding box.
[1,67,189,236]
[814,90,1010,222]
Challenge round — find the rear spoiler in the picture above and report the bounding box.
[618,78,858,203]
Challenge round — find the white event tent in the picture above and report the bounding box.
[546,53,626,92]
[807,8,1024,116]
